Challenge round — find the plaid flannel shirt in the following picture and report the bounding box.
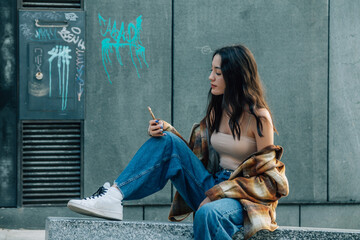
[165,119,289,240]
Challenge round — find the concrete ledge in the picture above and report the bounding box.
[233,226,360,239]
[45,217,193,240]
[46,217,360,240]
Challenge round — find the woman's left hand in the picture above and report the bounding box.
[198,196,212,210]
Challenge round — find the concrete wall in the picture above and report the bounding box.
[81,0,360,229]
[84,0,172,205]
[329,0,360,202]
[173,0,329,203]
[1,0,360,231]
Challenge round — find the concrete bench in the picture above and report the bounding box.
[46,217,360,239]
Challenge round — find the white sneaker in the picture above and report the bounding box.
[67,182,123,220]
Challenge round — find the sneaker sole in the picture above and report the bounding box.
[67,201,123,221]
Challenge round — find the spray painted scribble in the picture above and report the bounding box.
[48,45,72,110]
[35,28,59,41]
[34,48,43,73]
[196,45,213,55]
[75,48,84,101]
[29,47,49,97]
[20,23,32,40]
[43,12,62,20]
[22,11,42,20]
[98,13,149,83]
[58,27,85,50]
[65,13,79,21]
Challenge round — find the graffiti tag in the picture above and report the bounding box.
[58,27,85,50]
[48,45,72,110]
[35,28,59,41]
[98,13,149,83]
[75,48,85,101]
[65,13,79,21]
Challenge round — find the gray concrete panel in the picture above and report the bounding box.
[276,205,299,227]
[0,207,142,229]
[144,206,170,222]
[329,0,360,201]
[173,0,328,202]
[84,0,172,204]
[123,206,143,221]
[301,204,360,229]
[0,207,81,229]
[144,205,195,222]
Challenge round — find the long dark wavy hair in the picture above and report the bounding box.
[205,44,277,139]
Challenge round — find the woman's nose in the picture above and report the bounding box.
[209,71,214,81]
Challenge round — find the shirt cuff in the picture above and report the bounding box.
[205,184,225,201]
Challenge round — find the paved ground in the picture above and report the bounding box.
[0,229,45,240]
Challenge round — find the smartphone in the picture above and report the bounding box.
[147,106,156,120]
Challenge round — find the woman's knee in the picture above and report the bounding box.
[195,201,219,224]
[160,131,188,150]
[152,131,177,143]
[195,199,244,225]
[147,131,177,147]
[163,131,183,142]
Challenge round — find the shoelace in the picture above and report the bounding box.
[84,186,108,200]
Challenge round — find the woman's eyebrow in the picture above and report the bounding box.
[211,65,221,70]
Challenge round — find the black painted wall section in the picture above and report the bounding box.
[0,0,17,207]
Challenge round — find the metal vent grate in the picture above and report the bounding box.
[21,121,82,206]
[21,0,82,9]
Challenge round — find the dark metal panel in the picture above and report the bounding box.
[19,10,85,119]
[21,121,82,206]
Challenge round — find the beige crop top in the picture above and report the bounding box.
[210,117,257,170]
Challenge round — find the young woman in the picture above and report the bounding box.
[68,44,288,240]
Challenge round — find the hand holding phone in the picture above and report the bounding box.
[147,106,165,137]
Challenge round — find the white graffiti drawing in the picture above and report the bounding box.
[34,48,43,73]
[65,13,79,21]
[44,12,62,20]
[58,27,85,50]
[20,23,33,39]
[195,46,213,55]
[75,48,85,101]
[48,45,72,110]
[22,12,41,19]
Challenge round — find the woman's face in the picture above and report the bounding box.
[209,54,226,95]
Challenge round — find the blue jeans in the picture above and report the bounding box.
[114,132,243,239]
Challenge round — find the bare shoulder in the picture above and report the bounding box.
[256,108,273,125]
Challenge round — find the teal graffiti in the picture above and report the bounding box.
[98,13,149,84]
[35,28,58,41]
[48,45,72,110]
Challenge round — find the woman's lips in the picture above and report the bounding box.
[211,84,216,88]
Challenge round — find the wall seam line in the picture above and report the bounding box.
[143,205,145,220]
[171,0,174,126]
[170,0,174,203]
[299,205,301,227]
[326,0,331,203]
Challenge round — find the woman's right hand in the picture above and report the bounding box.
[148,119,165,137]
